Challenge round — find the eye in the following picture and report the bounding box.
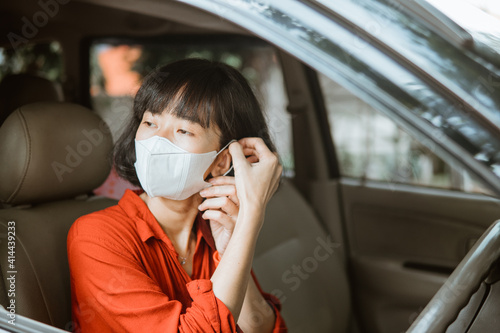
[143,121,156,128]
[178,129,193,136]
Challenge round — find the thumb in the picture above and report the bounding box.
[228,142,248,171]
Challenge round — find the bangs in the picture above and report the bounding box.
[138,62,233,129]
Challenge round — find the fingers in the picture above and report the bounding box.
[200,183,239,207]
[207,176,235,186]
[201,184,236,197]
[238,137,268,151]
[229,138,276,166]
[228,142,248,169]
[199,196,239,231]
[246,155,259,164]
[198,196,238,217]
[202,209,235,230]
[227,137,282,212]
[238,137,274,160]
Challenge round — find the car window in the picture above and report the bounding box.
[318,72,493,195]
[0,41,63,82]
[88,37,293,176]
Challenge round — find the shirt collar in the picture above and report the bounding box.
[118,189,216,251]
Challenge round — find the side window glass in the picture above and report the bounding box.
[0,41,63,82]
[318,73,492,195]
[0,41,64,125]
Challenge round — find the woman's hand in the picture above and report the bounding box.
[199,138,281,254]
[198,176,239,255]
[209,138,281,324]
[229,138,282,223]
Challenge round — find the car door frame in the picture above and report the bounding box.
[179,0,500,195]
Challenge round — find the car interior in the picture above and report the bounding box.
[1,1,500,333]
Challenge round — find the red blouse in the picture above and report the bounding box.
[67,189,287,332]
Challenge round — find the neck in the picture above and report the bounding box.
[140,192,202,254]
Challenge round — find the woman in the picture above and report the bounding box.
[67,58,287,332]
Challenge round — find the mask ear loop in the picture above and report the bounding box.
[216,139,237,176]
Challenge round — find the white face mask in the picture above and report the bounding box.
[134,136,234,200]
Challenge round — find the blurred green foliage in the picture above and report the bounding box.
[0,41,63,82]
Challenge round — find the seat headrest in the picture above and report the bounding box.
[0,102,113,205]
[0,74,64,125]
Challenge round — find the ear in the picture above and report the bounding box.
[210,149,232,177]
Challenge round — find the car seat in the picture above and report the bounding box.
[253,179,352,332]
[0,74,64,126]
[0,102,116,330]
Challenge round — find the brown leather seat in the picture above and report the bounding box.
[0,102,116,330]
[254,180,352,332]
[0,74,64,126]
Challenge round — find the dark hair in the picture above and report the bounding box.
[113,58,276,187]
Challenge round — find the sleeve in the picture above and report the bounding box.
[212,251,287,332]
[68,225,238,333]
[251,271,288,333]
